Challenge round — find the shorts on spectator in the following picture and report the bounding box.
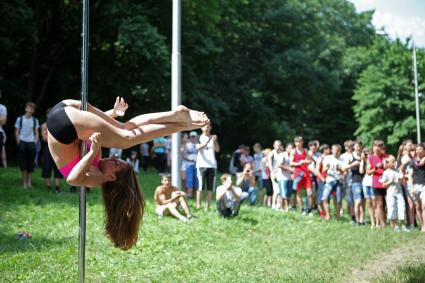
[292,171,312,191]
[412,184,425,202]
[18,141,36,172]
[262,178,273,196]
[373,188,387,197]
[352,182,364,202]
[197,167,216,191]
[279,180,293,199]
[362,185,375,199]
[322,180,343,203]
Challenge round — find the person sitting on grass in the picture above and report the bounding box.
[216,174,243,218]
[154,175,193,222]
[236,163,258,205]
[380,155,409,232]
[47,97,208,250]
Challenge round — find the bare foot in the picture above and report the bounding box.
[174,105,209,128]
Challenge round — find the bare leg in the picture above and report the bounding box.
[354,201,361,223]
[165,203,186,221]
[27,172,33,188]
[21,171,27,188]
[421,200,425,232]
[323,200,330,220]
[335,202,341,221]
[45,178,52,187]
[359,199,365,223]
[307,189,313,210]
[416,200,424,228]
[296,191,303,211]
[407,196,415,226]
[368,199,376,228]
[375,196,385,227]
[196,190,202,209]
[126,105,208,129]
[178,197,191,217]
[206,191,212,210]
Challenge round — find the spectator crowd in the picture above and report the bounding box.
[1,99,425,233]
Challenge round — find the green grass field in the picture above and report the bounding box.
[1,167,424,282]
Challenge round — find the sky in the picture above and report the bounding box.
[348,0,425,47]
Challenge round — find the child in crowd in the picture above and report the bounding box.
[315,144,330,218]
[126,150,140,174]
[340,140,355,223]
[381,155,408,232]
[253,143,263,194]
[180,133,189,189]
[401,142,416,229]
[279,143,294,212]
[290,136,313,214]
[367,139,389,228]
[14,102,40,188]
[408,143,425,232]
[346,141,365,225]
[321,144,344,221]
[308,140,321,210]
[261,148,273,207]
[360,147,376,227]
[183,131,199,198]
[268,140,283,210]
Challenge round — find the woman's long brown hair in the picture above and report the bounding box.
[101,166,145,250]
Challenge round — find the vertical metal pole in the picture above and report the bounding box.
[171,0,182,188]
[79,0,89,282]
[413,42,421,143]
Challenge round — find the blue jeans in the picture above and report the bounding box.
[279,180,293,199]
[352,182,364,202]
[322,180,343,203]
[241,187,257,205]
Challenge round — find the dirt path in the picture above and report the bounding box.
[347,239,425,282]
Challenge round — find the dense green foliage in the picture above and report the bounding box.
[1,167,423,282]
[353,37,425,148]
[0,0,424,157]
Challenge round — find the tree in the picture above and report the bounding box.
[353,36,425,149]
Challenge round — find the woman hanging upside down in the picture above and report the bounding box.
[47,97,209,250]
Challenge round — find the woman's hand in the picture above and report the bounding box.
[89,132,102,154]
[113,96,128,117]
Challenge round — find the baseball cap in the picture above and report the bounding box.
[189,131,198,137]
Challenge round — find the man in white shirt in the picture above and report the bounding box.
[216,174,244,218]
[196,123,220,210]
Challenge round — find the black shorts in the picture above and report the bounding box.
[262,178,273,196]
[18,141,36,172]
[41,143,63,179]
[47,101,78,144]
[197,167,216,191]
[373,188,387,197]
